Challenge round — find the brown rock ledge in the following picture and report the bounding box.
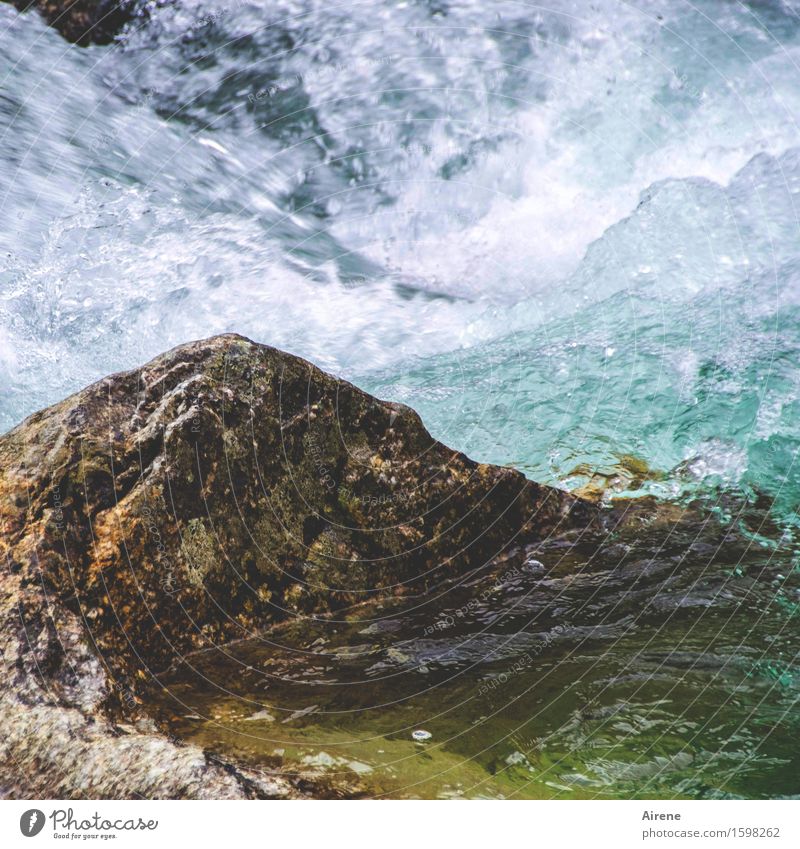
[0,333,594,797]
[5,0,138,45]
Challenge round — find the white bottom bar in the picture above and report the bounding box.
[2,799,798,848]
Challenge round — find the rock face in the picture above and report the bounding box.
[0,334,592,797]
[6,0,138,45]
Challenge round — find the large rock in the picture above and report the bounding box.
[5,0,139,45]
[0,334,593,797]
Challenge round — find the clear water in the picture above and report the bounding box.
[152,513,800,799]
[2,0,800,797]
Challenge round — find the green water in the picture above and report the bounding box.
[151,508,800,799]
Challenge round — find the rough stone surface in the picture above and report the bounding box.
[0,333,593,797]
[5,0,138,45]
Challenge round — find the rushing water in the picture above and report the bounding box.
[2,0,800,797]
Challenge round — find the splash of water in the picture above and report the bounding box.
[2,0,800,511]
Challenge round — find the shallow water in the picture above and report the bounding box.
[150,508,800,798]
[2,0,800,798]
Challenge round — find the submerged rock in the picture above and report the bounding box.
[6,0,139,45]
[0,333,592,797]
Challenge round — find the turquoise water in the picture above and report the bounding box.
[3,1,800,518]
[1,0,800,797]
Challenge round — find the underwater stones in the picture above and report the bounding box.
[6,0,139,45]
[0,332,592,797]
